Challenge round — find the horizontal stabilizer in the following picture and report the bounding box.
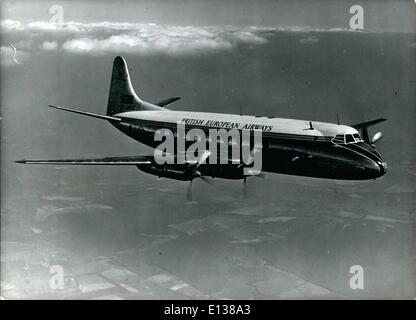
[155,97,181,107]
[15,155,153,165]
[48,105,121,122]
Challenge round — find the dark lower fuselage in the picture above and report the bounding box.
[112,119,387,181]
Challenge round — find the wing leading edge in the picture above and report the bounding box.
[48,105,122,122]
[15,156,153,165]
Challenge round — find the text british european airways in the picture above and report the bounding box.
[181,118,273,132]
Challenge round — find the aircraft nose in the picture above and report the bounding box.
[363,159,386,178]
[378,161,388,176]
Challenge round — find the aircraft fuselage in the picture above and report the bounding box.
[112,110,387,180]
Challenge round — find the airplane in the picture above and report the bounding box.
[16,56,387,198]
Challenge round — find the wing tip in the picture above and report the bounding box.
[48,104,64,111]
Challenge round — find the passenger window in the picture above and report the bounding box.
[345,134,355,143]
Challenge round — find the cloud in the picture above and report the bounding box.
[42,41,58,51]
[59,25,270,56]
[1,20,374,57]
[62,30,234,56]
[1,20,271,56]
[1,19,25,31]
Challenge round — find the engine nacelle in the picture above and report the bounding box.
[137,164,200,181]
[137,163,259,181]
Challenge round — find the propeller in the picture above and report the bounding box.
[243,177,248,199]
[196,150,211,168]
[242,143,263,169]
[244,169,265,178]
[241,172,265,199]
[239,143,265,198]
[200,176,213,184]
[186,180,194,202]
[185,174,212,202]
[371,132,383,144]
[185,154,212,202]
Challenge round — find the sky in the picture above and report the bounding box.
[1,0,415,67]
[1,0,416,31]
[1,0,415,299]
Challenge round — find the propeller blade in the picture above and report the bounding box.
[242,177,248,199]
[196,150,211,169]
[186,181,193,202]
[186,175,212,201]
[200,176,213,184]
[244,169,264,177]
[244,144,263,166]
[252,172,266,179]
[371,132,383,144]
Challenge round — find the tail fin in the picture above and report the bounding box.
[107,56,163,115]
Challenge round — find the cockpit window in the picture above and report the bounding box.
[332,133,362,145]
[353,133,362,142]
[345,134,355,144]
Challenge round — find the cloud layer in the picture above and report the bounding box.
[1,20,271,57]
[1,19,377,64]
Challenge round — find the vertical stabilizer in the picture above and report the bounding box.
[107,56,163,115]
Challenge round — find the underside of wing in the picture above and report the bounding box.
[15,155,154,165]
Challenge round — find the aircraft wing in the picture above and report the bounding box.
[351,118,387,144]
[15,155,154,165]
[48,105,122,122]
[351,118,387,129]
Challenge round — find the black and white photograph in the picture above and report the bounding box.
[1,0,415,302]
